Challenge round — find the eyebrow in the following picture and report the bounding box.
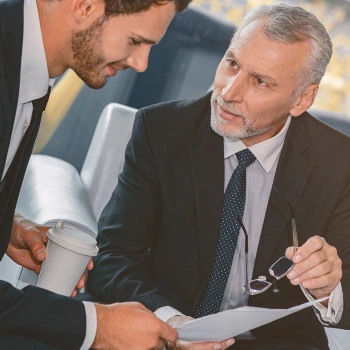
[131,33,158,45]
[226,49,278,86]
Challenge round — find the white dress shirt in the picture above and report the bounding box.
[7,1,97,348]
[155,115,343,332]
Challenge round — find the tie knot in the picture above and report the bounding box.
[236,149,256,168]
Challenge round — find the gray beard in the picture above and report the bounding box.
[210,95,270,140]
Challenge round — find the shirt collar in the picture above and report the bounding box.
[224,115,292,173]
[18,0,54,105]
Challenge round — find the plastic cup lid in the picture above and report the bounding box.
[47,221,99,256]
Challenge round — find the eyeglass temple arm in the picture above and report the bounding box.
[273,187,299,250]
[237,215,250,294]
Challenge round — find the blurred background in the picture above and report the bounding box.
[35,0,350,171]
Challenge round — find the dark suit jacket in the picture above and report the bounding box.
[0,0,85,347]
[88,92,350,350]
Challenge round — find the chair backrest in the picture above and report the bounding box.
[80,103,137,220]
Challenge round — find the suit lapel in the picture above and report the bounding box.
[190,109,225,307]
[0,0,24,177]
[0,0,24,104]
[252,116,313,282]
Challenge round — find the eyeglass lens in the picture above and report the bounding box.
[269,256,295,279]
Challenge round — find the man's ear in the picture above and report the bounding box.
[71,0,104,24]
[289,84,319,117]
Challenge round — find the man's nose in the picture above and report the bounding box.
[126,47,150,73]
[221,73,245,103]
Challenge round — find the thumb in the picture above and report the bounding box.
[26,234,47,261]
[285,246,295,260]
[161,323,178,343]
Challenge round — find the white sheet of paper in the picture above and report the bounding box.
[175,297,328,342]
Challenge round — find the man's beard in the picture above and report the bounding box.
[210,91,270,140]
[71,17,129,90]
[71,17,107,89]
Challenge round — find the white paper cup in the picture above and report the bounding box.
[36,221,99,296]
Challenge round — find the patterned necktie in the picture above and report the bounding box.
[194,148,256,317]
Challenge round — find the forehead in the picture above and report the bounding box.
[229,23,311,82]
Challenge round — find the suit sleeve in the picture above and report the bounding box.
[0,280,86,349]
[87,109,175,312]
[324,181,350,329]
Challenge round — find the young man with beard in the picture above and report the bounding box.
[88,3,350,350]
[0,0,194,349]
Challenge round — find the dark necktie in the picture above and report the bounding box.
[31,86,51,118]
[194,148,256,317]
[0,87,51,189]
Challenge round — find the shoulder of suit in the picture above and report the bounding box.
[301,111,350,146]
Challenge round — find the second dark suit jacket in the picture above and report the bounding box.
[0,0,85,347]
[88,92,350,349]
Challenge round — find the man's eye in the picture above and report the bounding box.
[256,77,266,86]
[130,38,142,46]
[228,59,238,67]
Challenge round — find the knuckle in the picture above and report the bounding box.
[329,245,337,256]
[311,254,321,266]
[337,258,343,269]
[324,275,332,286]
[320,263,328,275]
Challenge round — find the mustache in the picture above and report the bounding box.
[215,95,246,119]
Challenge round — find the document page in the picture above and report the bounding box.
[175,297,328,342]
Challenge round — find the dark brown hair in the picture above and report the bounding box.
[104,0,192,17]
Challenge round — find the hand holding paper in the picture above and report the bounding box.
[167,315,235,349]
[175,298,328,343]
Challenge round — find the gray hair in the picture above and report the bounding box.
[232,2,332,93]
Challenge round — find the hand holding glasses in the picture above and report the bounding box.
[238,187,298,295]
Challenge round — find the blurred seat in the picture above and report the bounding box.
[40,6,236,172]
[0,103,136,288]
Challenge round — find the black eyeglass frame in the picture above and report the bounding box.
[237,188,299,296]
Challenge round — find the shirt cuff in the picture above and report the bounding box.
[154,306,184,323]
[80,301,97,350]
[300,282,344,325]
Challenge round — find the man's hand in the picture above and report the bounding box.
[7,213,93,296]
[92,302,178,350]
[286,235,342,306]
[7,213,50,273]
[166,315,235,350]
[71,259,94,297]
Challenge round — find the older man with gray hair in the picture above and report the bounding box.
[88,3,350,349]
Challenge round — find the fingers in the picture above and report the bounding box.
[285,246,296,260]
[286,236,342,296]
[87,258,94,270]
[27,234,47,262]
[288,259,339,286]
[160,322,178,344]
[155,338,166,350]
[299,271,341,291]
[287,250,327,283]
[172,338,235,350]
[290,236,325,264]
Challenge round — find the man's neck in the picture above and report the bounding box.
[36,0,71,78]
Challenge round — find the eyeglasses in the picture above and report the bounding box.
[238,187,299,295]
